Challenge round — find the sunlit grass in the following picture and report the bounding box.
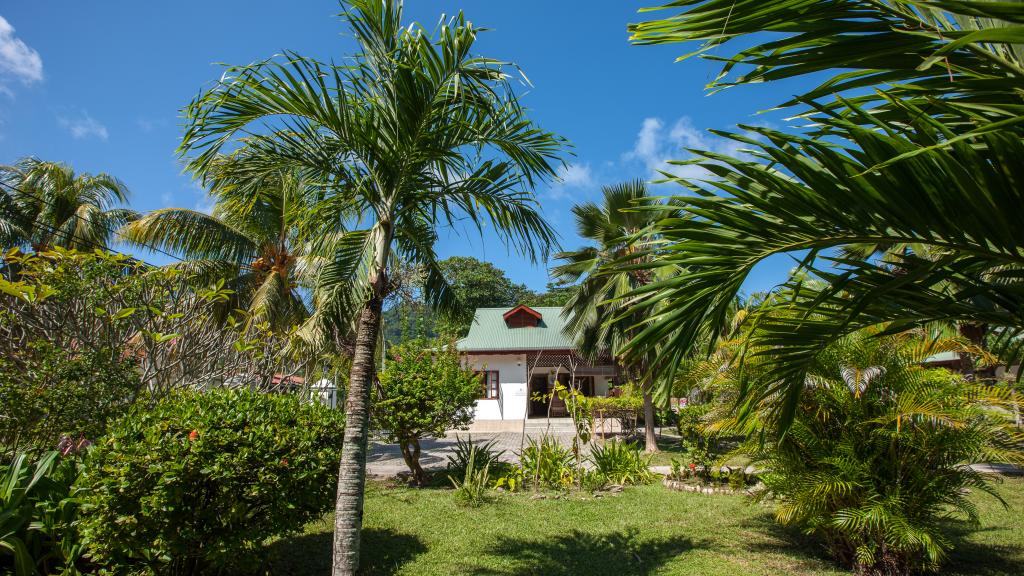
[264,476,1024,575]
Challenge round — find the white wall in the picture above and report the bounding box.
[463,354,527,420]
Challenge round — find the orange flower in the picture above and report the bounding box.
[188,430,199,441]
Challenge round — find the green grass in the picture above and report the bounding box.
[263,476,1024,576]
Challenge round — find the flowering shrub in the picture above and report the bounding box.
[77,388,344,574]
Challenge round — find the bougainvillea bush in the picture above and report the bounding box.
[78,388,344,575]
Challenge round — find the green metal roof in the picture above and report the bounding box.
[456,307,575,352]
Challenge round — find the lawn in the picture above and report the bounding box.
[264,476,1024,576]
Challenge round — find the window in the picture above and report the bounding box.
[475,370,499,399]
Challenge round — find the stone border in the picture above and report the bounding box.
[662,477,749,496]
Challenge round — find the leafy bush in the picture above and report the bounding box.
[78,388,345,575]
[0,340,141,457]
[517,434,575,490]
[735,329,1024,574]
[0,452,84,576]
[373,339,479,485]
[446,435,507,482]
[588,440,654,485]
[448,445,491,507]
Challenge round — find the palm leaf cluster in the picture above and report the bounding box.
[621,0,1024,426]
[178,0,563,347]
[0,158,137,252]
[120,152,316,330]
[720,328,1024,574]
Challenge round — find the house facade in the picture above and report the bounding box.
[456,305,617,423]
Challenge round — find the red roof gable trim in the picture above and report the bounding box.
[502,305,543,322]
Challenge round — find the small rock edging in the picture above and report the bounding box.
[662,477,751,496]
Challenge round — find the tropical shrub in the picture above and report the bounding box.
[588,440,653,485]
[448,445,492,507]
[731,329,1024,575]
[517,434,575,490]
[446,435,508,483]
[372,339,479,485]
[77,388,345,575]
[0,340,140,457]
[590,384,644,436]
[372,338,479,481]
[0,452,84,576]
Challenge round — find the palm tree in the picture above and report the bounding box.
[619,0,1024,427]
[177,2,564,573]
[0,158,136,251]
[120,152,313,330]
[554,180,674,453]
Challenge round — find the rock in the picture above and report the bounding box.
[530,493,546,500]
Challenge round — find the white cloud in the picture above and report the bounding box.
[0,15,43,92]
[623,116,750,183]
[547,162,595,200]
[57,111,109,141]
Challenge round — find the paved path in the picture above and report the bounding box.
[367,431,580,478]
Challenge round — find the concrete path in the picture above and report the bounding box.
[367,431,580,478]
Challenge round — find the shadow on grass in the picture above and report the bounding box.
[739,511,835,566]
[263,527,426,576]
[476,527,705,576]
[743,511,1024,576]
[943,524,1024,576]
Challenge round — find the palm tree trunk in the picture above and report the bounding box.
[642,390,658,453]
[332,278,385,576]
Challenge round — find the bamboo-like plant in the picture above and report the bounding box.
[718,327,1024,574]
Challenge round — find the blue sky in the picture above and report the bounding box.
[0,1,807,294]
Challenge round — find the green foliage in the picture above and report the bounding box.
[446,436,508,483]
[77,388,345,575]
[621,0,1024,431]
[373,339,480,484]
[0,452,84,576]
[517,434,576,490]
[119,154,315,331]
[448,445,492,507]
[520,281,575,308]
[434,257,535,337]
[588,440,654,486]
[0,340,140,457]
[0,157,136,251]
[733,329,1024,574]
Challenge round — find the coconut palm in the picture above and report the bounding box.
[0,158,136,251]
[554,180,676,452]
[618,0,1024,428]
[177,1,564,573]
[119,152,313,330]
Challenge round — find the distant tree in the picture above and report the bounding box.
[372,339,480,486]
[0,158,136,251]
[522,281,574,307]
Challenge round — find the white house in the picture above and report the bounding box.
[456,305,617,426]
